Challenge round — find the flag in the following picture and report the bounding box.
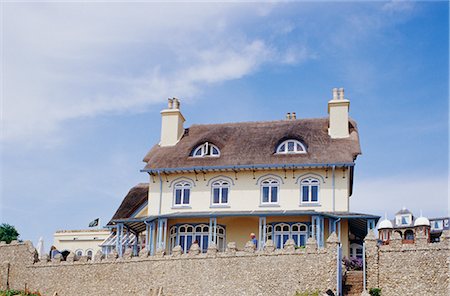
[88,218,99,227]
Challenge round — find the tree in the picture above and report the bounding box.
[0,223,20,243]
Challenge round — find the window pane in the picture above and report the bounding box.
[275,235,282,249]
[212,147,219,155]
[202,235,209,252]
[262,187,269,203]
[183,189,190,204]
[271,186,278,202]
[292,234,299,246]
[213,188,220,204]
[302,186,309,202]
[195,148,202,156]
[300,234,306,246]
[311,186,318,202]
[175,189,182,205]
[180,235,185,251]
[296,143,303,151]
[186,235,193,251]
[288,141,294,151]
[283,234,289,245]
[222,188,228,203]
[279,144,285,152]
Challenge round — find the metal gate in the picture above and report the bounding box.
[336,245,343,296]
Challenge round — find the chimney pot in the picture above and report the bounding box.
[173,98,180,109]
[332,88,339,100]
[292,112,296,119]
[286,113,291,120]
[339,88,345,100]
[168,98,174,109]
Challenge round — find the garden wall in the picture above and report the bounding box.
[365,230,450,296]
[0,236,339,296]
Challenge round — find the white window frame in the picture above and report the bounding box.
[170,224,226,254]
[173,181,192,207]
[273,223,308,249]
[300,177,320,204]
[211,180,230,206]
[75,249,83,257]
[276,139,306,154]
[260,178,280,205]
[349,243,363,259]
[192,142,220,158]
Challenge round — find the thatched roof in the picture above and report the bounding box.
[143,118,361,170]
[109,183,148,223]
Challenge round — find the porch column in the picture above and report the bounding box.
[209,217,217,244]
[312,216,324,248]
[116,223,123,257]
[258,216,267,251]
[329,218,336,235]
[133,231,140,256]
[145,221,150,251]
[157,218,167,250]
[150,221,155,255]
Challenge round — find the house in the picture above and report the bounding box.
[377,207,449,243]
[105,88,380,258]
[53,229,110,258]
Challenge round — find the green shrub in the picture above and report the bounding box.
[0,289,41,296]
[294,291,320,296]
[369,288,382,296]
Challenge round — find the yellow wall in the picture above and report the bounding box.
[147,168,350,216]
[53,230,110,257]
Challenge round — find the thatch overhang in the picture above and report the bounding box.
[108,183,149,226]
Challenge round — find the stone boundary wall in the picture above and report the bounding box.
[364,230,450,296]
[0,236,340,296]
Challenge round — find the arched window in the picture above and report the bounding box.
[404,230,414,241]
[300,177,320,203]
[192,142,220,157]
[276,139,306,154]
[291,223,308,247]
[349,243,363,259]
[173,181,191,206]
[274,223,290,249]
[211,180,230,205]
[273,223,308,249]
[86,249,93,258]
[261,178,279,204]
[75,249,83,257]
[170,224,226,254]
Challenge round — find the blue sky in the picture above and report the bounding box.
[1,1,448,247]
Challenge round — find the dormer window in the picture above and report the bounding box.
[192,142,220,157]
[276,139,306,154]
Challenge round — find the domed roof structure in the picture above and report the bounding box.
[414,216,430,227]
[378,219,393,229]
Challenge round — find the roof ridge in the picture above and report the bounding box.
[188,117,329,128]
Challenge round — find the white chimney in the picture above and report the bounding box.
[328,88,350,138]
[160,98,185,147]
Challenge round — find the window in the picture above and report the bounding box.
[397,215,411,226]
[86,249,93,258]
[169,224,226,254]
[261,179,279,204]
[350,243,363,259]
[276,139,306,154]
[192,142,220,157]
[404,230,414,241]
[300,177,320,203]
[211,180,229,205]
[273,223,308,249]
[75,249,83,257]
[174,181,191,206]
[432,220,443,230]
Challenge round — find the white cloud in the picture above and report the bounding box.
[352,175,449,218]
[2,2,309,144]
